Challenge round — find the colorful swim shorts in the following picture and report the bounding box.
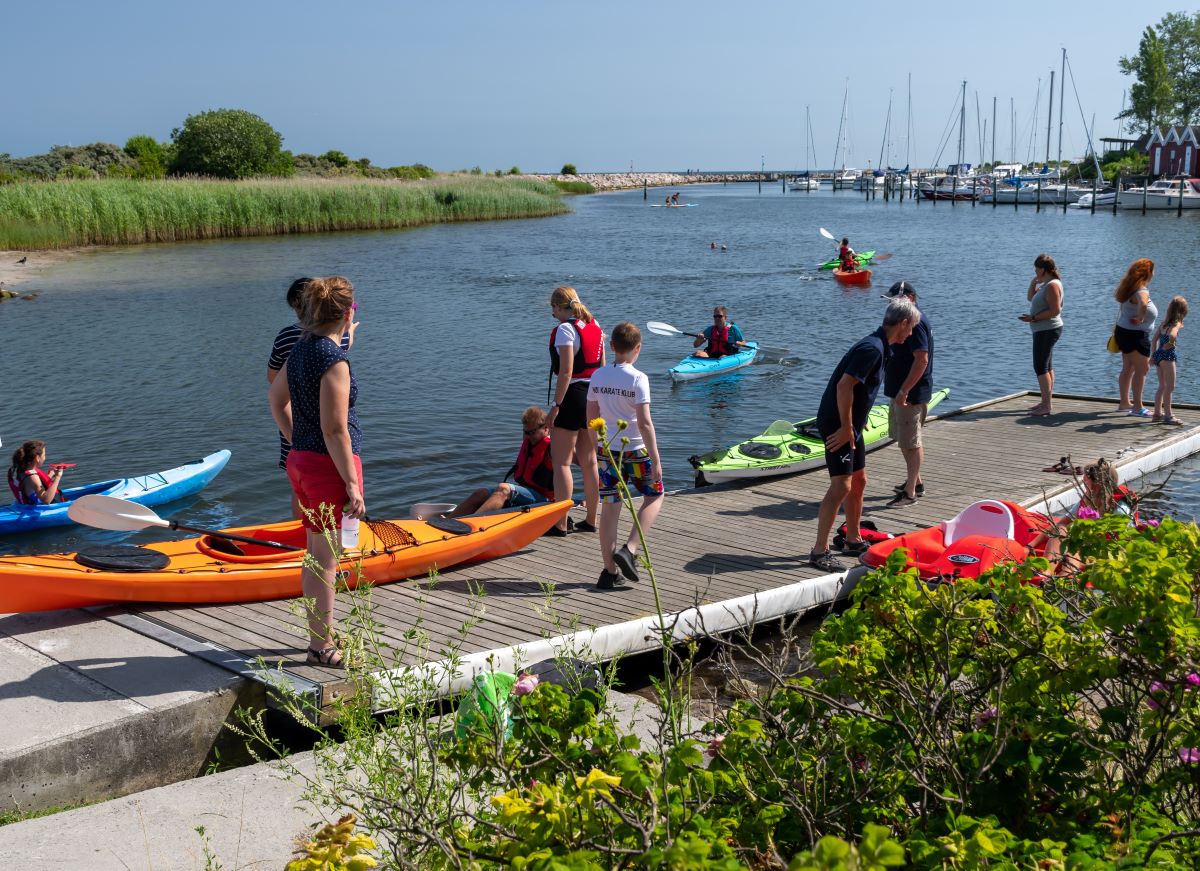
[598,448,664,502]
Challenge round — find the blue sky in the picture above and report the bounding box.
[6,0,1187,172]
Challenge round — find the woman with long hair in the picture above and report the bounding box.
[268,276,364,668]
[545,286,603,536]
[1019,253,1064,416]
[6,440,66,505]
[1113,258,1159,416]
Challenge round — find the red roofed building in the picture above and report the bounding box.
[1147,126,1200,176]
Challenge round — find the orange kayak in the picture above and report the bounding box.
[0,499,571,614]
[861,500,1051,581]
[833,268,872,285]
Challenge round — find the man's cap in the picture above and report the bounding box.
[881,280,917,300]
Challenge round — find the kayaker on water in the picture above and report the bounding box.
[546,285,603,536]
[268,275,364,669]
[6,440,67,505]
[445,406,554,518]
[693,306,748,358]
[268,277,357,518]
[839,238,857,272]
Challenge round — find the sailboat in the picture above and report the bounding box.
[918,81,990,201]
[830,82,858,190]
[789,106,821,191]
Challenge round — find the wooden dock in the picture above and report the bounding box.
[102,392,1200,718]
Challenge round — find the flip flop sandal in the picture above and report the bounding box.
[1042,457,1070,473]
[306,645,345,668]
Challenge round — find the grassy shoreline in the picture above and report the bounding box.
[0,175,571,250]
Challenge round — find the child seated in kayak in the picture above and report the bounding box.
[839,238,857,272]
[693,306,748,358]
[1034,458,1136,571]
[6,440,67,505]
[446,407,554,517]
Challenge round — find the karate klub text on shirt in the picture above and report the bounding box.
[589,363,651,451]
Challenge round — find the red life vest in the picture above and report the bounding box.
[7,467,56,505]
[1115,485,1139,525]
[549,318,603,380]
[509,436,554,500]
[708,323,735,357]
[839,245,855,271]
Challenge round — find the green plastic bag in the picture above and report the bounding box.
[455,671,517,740]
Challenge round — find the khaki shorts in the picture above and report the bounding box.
[888,399,927,450]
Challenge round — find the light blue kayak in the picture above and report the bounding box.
[0,449,231,534]
[669,342,759,382]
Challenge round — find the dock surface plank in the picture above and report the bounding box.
[112,393,1200,708]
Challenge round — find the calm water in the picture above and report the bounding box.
[5,184,1200,554]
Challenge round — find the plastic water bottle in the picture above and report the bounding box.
[340,513,360,549]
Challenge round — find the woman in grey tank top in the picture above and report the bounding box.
[1019,253,1064,415]
[1112,258,1158,416]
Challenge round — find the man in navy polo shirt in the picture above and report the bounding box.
[882,281,934,506]
[809,298,921,572]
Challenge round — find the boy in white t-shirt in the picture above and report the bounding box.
[587,322,664,590]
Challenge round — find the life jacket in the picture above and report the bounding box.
[1115,485,1140,525]
[549,318,603,380]
[839,245,855,271]
[7,467,55,505]
[508,436,555,500]
[708,323,736,357]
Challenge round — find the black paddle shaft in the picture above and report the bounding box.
[169,521,293,551]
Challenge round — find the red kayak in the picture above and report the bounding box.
[862,500,1052,581]
[833,268,872,286]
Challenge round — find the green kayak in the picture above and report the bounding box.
[818,250,875,270]
[689,388,949,484]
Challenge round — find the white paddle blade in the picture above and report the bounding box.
[646,321,684,337]
[818,227,837,241]
[69,494,170,532]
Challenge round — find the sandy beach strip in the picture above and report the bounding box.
[0,248,79,294]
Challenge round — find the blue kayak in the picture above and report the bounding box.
[0,449,231,534]
[669,342,759,382]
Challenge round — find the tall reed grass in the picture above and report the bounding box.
[0,176,570,249]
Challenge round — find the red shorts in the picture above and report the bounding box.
[286,450,363,532]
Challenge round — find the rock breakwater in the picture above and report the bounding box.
[535,172,767,192]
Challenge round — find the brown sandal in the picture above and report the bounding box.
[306,645,345,668]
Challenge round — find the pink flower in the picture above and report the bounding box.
[1179,748,1200,764]
[973,707,999,729]
[1145,519,1161,527]
[1186,673,1200,689]
[1148,681,1170,710]
[513,674,539,696]
[706,736,725,758]
[1076,505,1100,520]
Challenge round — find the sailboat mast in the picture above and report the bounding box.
[805,105,811,174]
[878,90,893,171]
[991,96,997,165]
[1045,70,1055,166]
[1056,48,1066,168]
[906,72,912,169]
[958,80,966,167]
[832,82,848,171]
[1010,97,1015,163]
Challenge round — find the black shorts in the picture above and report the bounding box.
[821,428,866,477]
[1031,327,1062,376]
[1114,325,1151,357]
[553,380,590,431]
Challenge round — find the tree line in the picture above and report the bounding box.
[1120,11,1200,134]
[0,109,435,183]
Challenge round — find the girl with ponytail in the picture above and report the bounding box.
[7,440,67,505]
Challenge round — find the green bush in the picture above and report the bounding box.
[551,179,596,194]
[244,510,1200,869]
[560,162,578,175]
[508,166,521,175]
[123,135,168,179]
[170,108,287,179]
[56,164,94,180]
[320,150,351,168]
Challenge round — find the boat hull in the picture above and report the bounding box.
[833,268,872,285]
[0,499,572,613]
[0,450,232,534]
[818,251,874,271]
[669,343,758,382]
[690,389,949,483]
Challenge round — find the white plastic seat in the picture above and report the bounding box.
[941,500,1015,545]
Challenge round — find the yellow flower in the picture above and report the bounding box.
[573,767,622,798]
[588,417,607,433]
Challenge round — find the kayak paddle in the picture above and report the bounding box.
[646,322,788,358]
[647,321,702,339]
[819,227,838,243]
[68,494,295,551]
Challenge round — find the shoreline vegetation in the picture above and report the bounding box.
[0,175,572,251]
